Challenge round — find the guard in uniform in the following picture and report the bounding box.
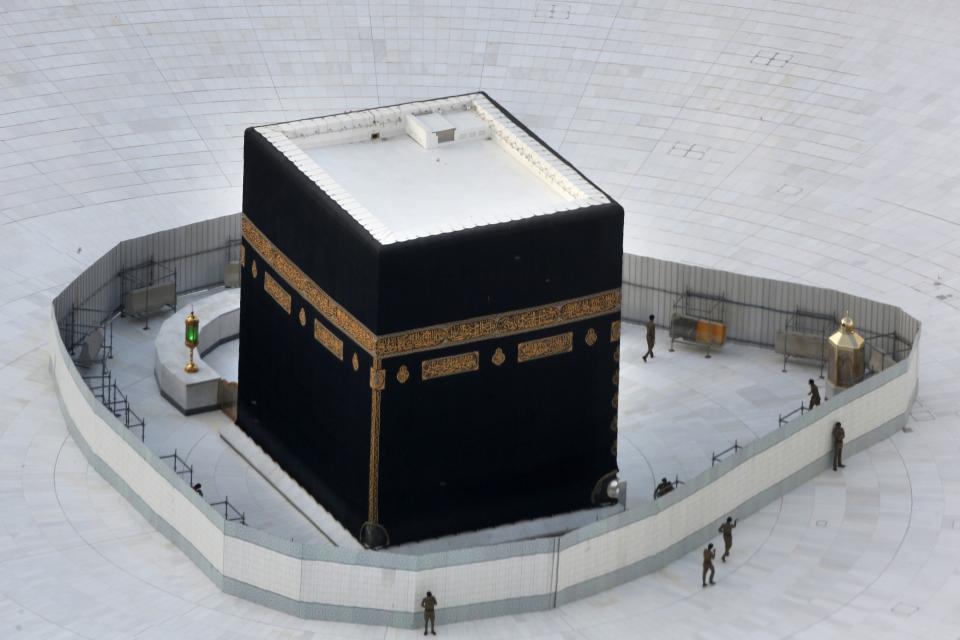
[807,379,821,410]
[718,516,737,562]
[643,314,656,362]
[702,543,716,587]
[832,421,846,470]
[421,591,437,635]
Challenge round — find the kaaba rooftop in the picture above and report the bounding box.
[256,93,610,243]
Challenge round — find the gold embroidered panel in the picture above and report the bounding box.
[244,216,377,353]
[611,320,621,342]
[518,332,573,363]
[376,291,620,358]
[421,351,480,381]
[243,215,621,359]
[263,272,291,314]
[313,319,344,361]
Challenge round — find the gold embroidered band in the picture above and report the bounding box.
[611,320,621,342]
[263,272,291,314]
[243,215,621,358]
[244,216,377,352]
[314,319,344,361]
[421,351,480,381]
[518,332,573,363]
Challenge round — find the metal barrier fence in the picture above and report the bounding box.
[622,254,918,353]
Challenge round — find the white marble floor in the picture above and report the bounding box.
[102,287,822,550]
[3,0,960,637]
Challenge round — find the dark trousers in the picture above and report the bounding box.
[722,537,732,560]
[808,397,820,410]
[424,611,435,633]
[833,442,843,469]
[644,336,655,358]
[702,563,715,585]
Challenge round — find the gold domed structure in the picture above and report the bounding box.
[827,312,864,388]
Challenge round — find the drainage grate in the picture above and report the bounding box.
[668,142,707,159]
[751,50,793,68]
[778,184,803,196]
[534,2,571,21]
[891,602,918,617]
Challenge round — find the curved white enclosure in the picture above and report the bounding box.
[49,214,920,627]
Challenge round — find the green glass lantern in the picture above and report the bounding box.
[184,310,200,373]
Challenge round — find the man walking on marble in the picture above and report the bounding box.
[702,543,716,587]
[718,516,738,562]
[807,379,821,410]
[643,314,656,362]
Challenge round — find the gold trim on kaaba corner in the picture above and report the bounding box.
[422,351,480,381]
[518,332,573,363]
[263,272,291,314]
[240,244,245,267]
[298,308,306,326]
[610,415,618,432]
[314,319,344,361]
[243,215,377,354]
[611,320,621,342]
[369,366,386,391]
[352,353,359,371]
[611,392,618,409]
[396,365,409,384]
[368,356,383,524]
[612,370,619,386]
[585,328,598,346]
[492,347,506,366]
[613,346,620,362]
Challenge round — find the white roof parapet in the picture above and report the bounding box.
[255,93,608,245]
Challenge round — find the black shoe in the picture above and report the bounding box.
[424,632,427,636]
[702,583,707,588]
[721,556,726,562]
[432,632,436,636]
[839,464,846,468]
[833,466,837,471]
[709,580,715,585]
[643,355,647,362]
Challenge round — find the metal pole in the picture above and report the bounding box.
[143,264,150,331]
[819,326,826,379]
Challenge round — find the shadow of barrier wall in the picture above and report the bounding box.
[49,214,920,627]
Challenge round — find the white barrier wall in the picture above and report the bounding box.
[49,215,920,627]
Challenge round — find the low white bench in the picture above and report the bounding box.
[154,289,240,415]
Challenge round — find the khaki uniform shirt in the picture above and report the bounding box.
[422,595,437,612]
[833,425,845,443]
[719,521,736,541]
[703,548,715,567]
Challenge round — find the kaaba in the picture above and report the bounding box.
[238,93,623,547]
